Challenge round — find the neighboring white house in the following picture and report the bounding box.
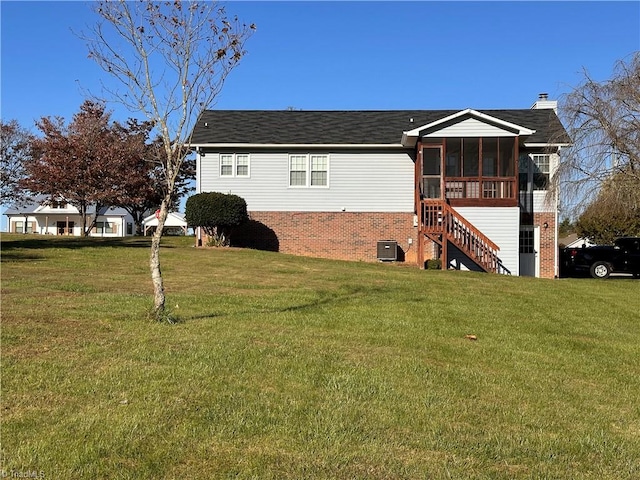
[559,233,596,249]
[143,211,188,235]
[190,94,571,278]
[3,197,136,237]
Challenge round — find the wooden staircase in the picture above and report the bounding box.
[420,200,507,274]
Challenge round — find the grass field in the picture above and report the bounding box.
[1,234,639,479]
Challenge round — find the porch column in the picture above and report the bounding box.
[66,216,69,236]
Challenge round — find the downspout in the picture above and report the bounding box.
[196,147,203,247]
[553,150,561,278]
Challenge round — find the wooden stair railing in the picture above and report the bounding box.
[421,200,503,273]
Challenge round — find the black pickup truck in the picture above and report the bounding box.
[562,237,640,279]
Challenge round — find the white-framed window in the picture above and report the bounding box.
[236,154,249,176]
[220,153,250,178]
[96,222,115,234]
[289,155,307,186]
[289,154,329,187]
[13,221,34,233]
[531,154,550,190]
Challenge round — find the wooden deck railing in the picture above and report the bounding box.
[421,200,503,273]
[444,177,517,200]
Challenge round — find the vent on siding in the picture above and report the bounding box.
[377,240,398,261]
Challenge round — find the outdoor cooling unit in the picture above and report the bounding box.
[377,240,398,261]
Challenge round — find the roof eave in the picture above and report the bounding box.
[523,142,573,148]
[191,143,407,149]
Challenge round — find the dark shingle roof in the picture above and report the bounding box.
[190,109,570,146]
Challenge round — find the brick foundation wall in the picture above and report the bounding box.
[534,212,556,279]
[204,209,557,277]
[232,211,418,264]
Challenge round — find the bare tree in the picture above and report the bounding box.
[83,1,255,321]
[1,120,33,206]
[553,52,640,216]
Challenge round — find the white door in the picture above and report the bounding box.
[519,226,540,277]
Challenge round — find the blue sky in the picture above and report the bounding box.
[1,1,639,226]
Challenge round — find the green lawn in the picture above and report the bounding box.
[1,234,639,479]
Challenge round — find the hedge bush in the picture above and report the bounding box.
[185,192,248,246]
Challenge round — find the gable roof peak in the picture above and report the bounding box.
[400,109,536,147]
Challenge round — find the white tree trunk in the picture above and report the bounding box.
[150,198,169,319]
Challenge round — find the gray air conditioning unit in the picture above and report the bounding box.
[377,240,398,261]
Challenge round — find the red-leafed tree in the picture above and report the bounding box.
[24,100,117,236]
[108,119,158,235]
[23,102,195,238]
[109,127,195,235]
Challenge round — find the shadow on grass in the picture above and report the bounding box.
[0,235,169,253]
[0,252,45,262]
[185,284,386,322]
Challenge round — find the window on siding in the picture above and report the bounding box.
[15,221,24,233]
[289,154,329,187]
[289,155,307,186]
[220,153,250,177]
[236,155,249,177]
[531,154,550,190]
[310,155,328,186]
[96,222,115,234]
[220,154,233,176]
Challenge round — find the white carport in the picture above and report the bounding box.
[143,212,188,235]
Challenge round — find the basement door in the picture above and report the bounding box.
[519,225,540,277]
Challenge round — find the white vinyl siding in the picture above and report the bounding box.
[454,206,520,275]
[199,150,414,212]
[423,118,518,138]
